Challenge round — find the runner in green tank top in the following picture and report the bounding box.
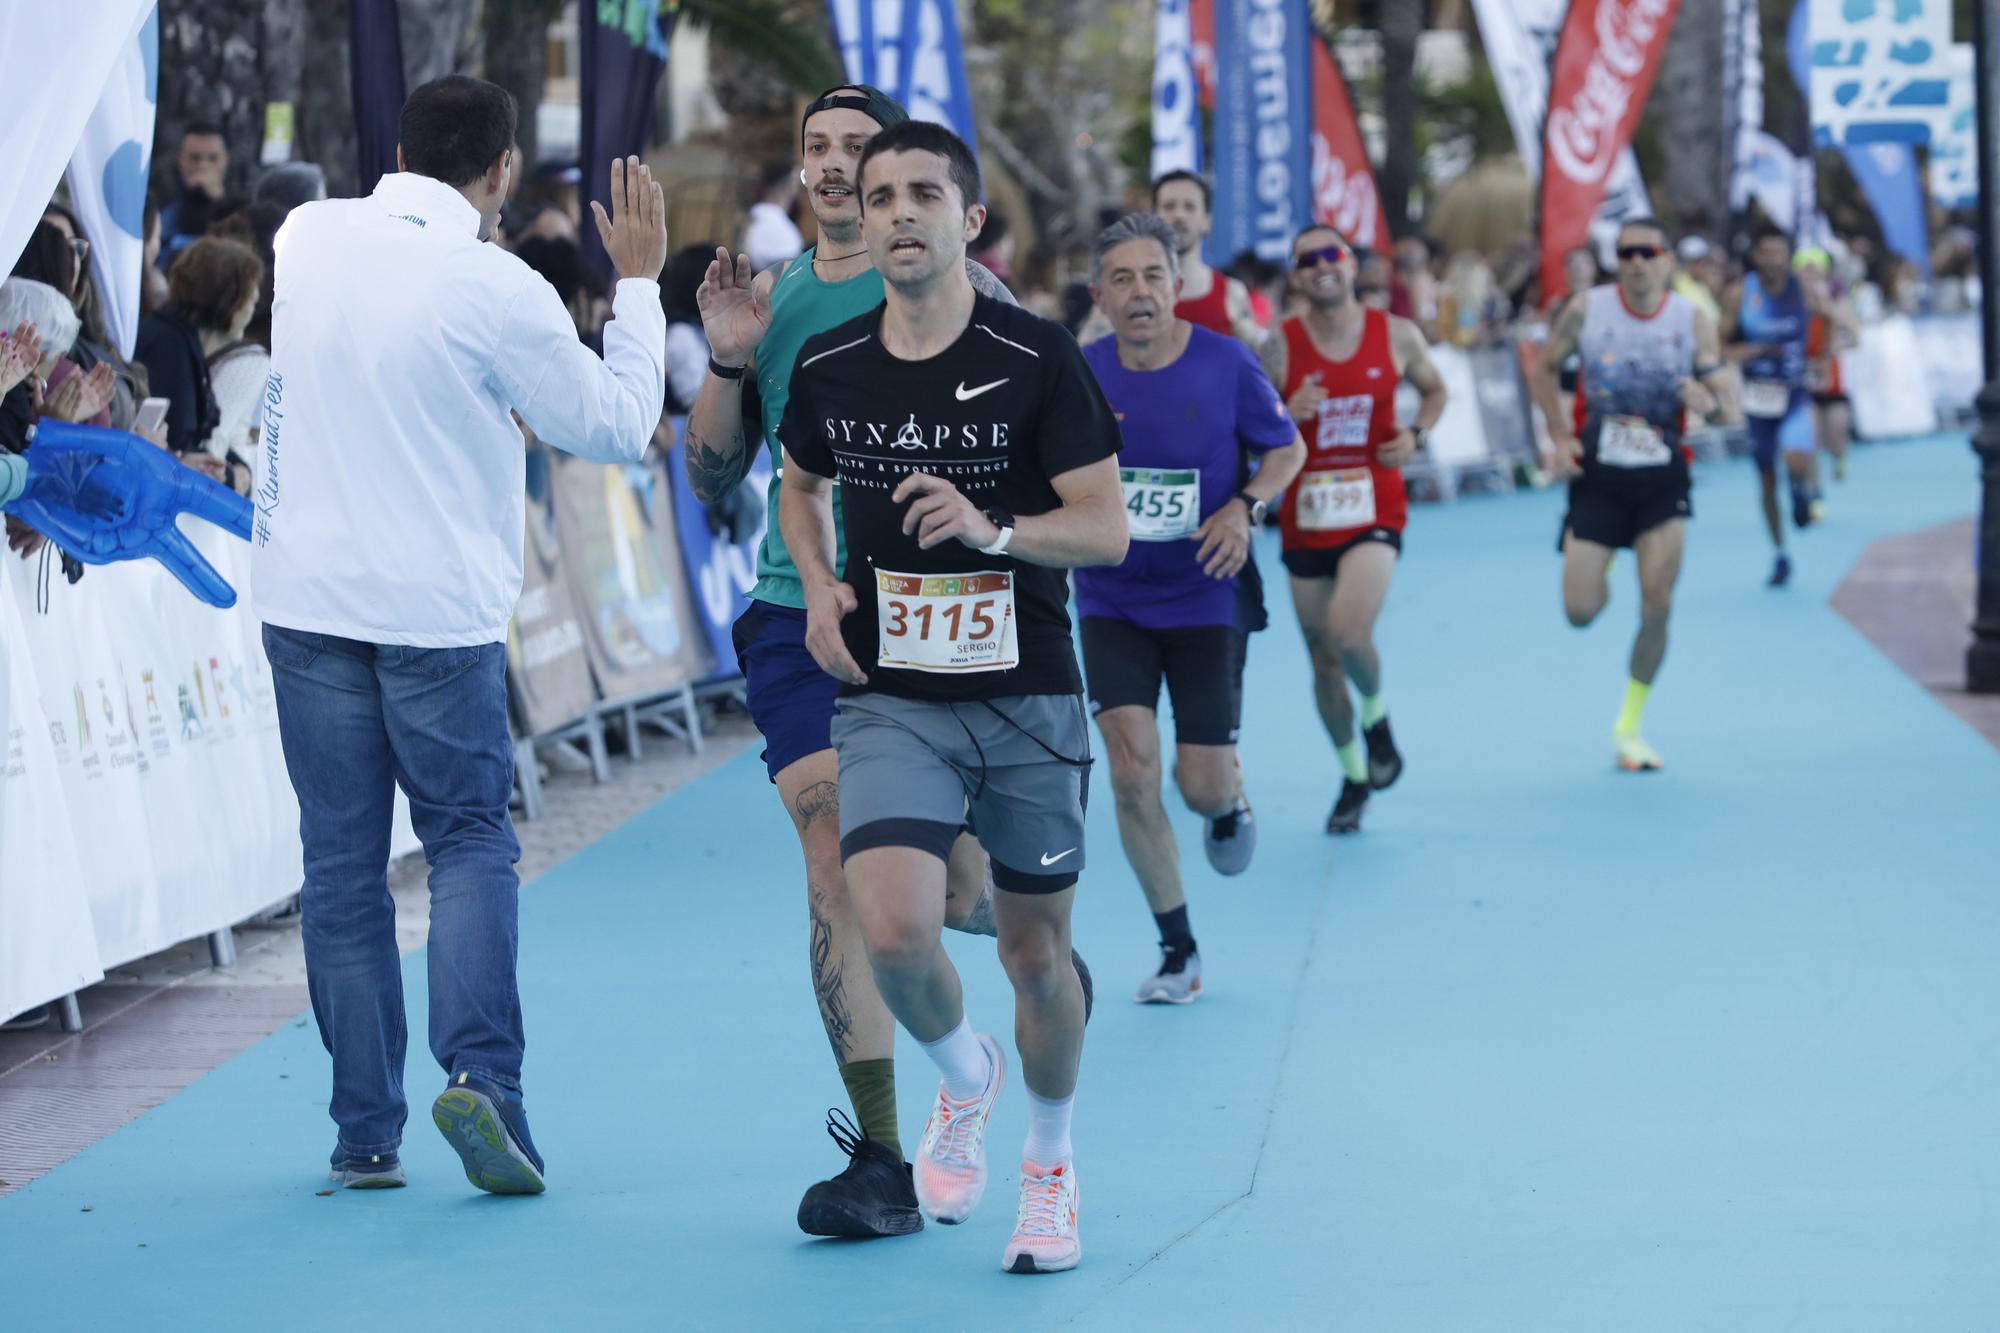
[676,84,1085,1245]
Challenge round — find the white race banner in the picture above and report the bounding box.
[1808,0,1951,147]
[1930,44,1978,208]
[1151,0,1203,178]
[63,4,157,357]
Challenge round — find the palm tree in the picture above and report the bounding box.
[1378,0,1423,238]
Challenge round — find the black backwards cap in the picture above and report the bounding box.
[800,85,909,144]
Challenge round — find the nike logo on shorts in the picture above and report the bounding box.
[956,378,1009,401]
[1040,848,1077,866]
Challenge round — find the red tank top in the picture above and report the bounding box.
[1278,308,1406,548]
[1175,272,1233,335]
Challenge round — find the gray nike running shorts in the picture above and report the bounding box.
[830,691,1091,893]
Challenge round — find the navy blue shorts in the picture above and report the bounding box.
[1746,391,1814,473]
[731,600,839,783]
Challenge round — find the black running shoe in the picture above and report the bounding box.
[1072,948,1095,1025]
[1362,717,1403,790]
[797,1109,923,1238]
[1791,486,1814,529]
[1768,553,1791,587]
[1326,778,1370,834]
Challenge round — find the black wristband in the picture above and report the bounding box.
[708,357,747,380]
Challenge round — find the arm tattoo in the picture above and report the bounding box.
[683,416,755,504]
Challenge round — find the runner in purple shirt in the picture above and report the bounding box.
[1076,212,1305,1005]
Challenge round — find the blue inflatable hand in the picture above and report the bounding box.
[11,420,254,609]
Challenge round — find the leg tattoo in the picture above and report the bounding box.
[808,879,855,1064]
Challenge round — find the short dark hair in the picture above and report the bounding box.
[182,122,225,142]
[167,237,264,334]
[1151,170,1211,212]
[1617,215,1668,243]
[857,120,982,212]
[1292,223,1347,255]
[399,75,518,188]
[513,236,600,303]
[1751,222,1792,249]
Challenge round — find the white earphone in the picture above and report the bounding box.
[799,168,808,186]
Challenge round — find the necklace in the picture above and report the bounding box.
[813,245,869,273]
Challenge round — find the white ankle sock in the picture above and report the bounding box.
[920,1016,990,1101]
[1023,1087,1073,1166]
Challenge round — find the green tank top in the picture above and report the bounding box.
[750,247,886,608]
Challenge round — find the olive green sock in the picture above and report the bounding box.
[838,1059,902,1160]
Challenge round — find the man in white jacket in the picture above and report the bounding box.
[254,75,669,1195]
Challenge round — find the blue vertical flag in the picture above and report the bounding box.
[580,0,675,278]
[1209,0,1312,265]
[1152,0,1203,178]
[350,0,405,197]
[827,0,978,156]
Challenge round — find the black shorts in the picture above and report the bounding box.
[1810,391,1851,408]
[1562,476,1691,551]
[1279,528,1404,580]
[1080,617,1243,746]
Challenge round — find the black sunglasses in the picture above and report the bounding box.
[1616,244,1666,261]
[1294,244,1349,269]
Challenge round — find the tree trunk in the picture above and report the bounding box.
[484,0,562,169]
[1379,0,1423,237]
[156,0,288,197]
[1649,0,1728,236]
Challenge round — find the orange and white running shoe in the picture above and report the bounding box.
[913,1033,1005,1225]
[1003,1158,1081,1274]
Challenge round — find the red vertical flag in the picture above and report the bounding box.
[1309,37,1389,251]
[1191,0,1216,106]
[1539,0,1682,300]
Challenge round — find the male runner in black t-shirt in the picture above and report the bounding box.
[778,121,1127,1275]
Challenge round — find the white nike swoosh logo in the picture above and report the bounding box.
[956,379,1009,401]
[1040,848,1077,866]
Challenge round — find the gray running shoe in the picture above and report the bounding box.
[1202,798,1256,876]
[1134,947,1202,1004]
[328,1148,406,1189]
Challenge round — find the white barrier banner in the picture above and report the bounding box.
[0,569,103,1023]
[1843,314,1940,440]
[1,527,419,1022]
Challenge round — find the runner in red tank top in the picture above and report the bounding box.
[1258,224,1446,834]
[1152,171,1258,343]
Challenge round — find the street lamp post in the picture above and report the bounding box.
[1970,0,2000,693]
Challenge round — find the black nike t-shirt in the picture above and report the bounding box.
[779,293,1123,702]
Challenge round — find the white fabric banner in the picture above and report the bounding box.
[1723,0,1767,218]
[63,4,158,358]
[0,529,421,1022]
[0,1,153,277]
[1467,0,1651,266]
[1930,44,1978,209]
[1844,314,1940,439]
[1807,0,1951,147]
[1151,0,1203,177]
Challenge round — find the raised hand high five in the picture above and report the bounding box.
[590,155,670,283]
[695,247,772,369]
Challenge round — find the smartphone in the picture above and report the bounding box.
[133,397,170,438]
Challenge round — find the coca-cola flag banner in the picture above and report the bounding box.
[1211,0,1313,265]
[1191,0,1217,105]
[1806,0,1951,147]
[1539,0,1682,300]
[1308,36,1387,252]
[1152,0,1203,178]
[1468,0,1651,273]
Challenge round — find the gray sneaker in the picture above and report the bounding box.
[1135,947,1202,1004]
[1202,798,1256,876]
[328,1147,406,1189]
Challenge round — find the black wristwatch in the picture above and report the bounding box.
[1235,491,1267,525]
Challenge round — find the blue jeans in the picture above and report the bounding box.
[263,624,524,1157]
